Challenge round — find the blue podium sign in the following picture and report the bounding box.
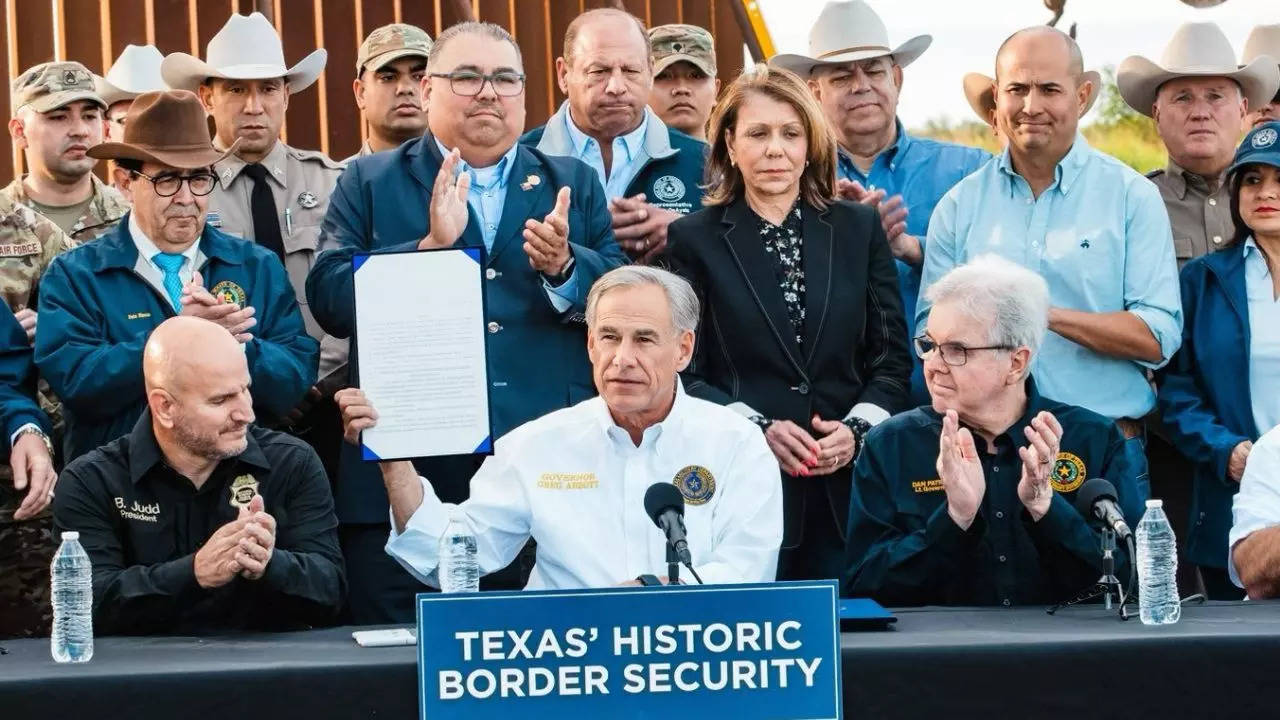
[416,581,843,719]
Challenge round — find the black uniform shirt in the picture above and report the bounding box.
[52,411,344,635]
[843,378,1146,607]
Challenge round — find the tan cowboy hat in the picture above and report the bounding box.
[770,0,931,77]
[963,70,1102,123]
[160,12,327,93]
[96,45,167,107]
[1117,22,1280,117]
[88,90,239,169]
[1243,24,1280,68]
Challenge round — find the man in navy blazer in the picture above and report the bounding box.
[307,21,625,623]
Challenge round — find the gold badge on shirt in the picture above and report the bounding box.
[229,474,259,509]
[1051,452,1086,493]
[673,465,715,506]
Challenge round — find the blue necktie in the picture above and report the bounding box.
[152,253,185,312]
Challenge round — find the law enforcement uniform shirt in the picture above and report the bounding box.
[51,411,345,635]
[0,174,127,244]
[386,382,784,589]
[208,140,349,386]
[843,377,1148,607]
[1146,161,1233,267]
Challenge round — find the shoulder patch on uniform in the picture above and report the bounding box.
[287,145,346,170]
[1051,451,1086,493]
[673,465,716,505]
[211,280,247,307]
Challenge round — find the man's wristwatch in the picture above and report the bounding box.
[841,416,873,460]
[542,255,576,287]
[15,426,53,455]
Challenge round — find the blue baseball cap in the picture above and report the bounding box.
[1229,121,1280,176]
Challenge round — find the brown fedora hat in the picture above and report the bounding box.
[89,89,238,169]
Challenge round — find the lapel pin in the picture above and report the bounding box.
[521,174,541,191]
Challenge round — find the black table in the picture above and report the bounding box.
[3,601,1276,719]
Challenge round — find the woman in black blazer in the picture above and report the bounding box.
[664,64,910,581]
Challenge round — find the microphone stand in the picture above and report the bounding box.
[666,540,681,585]
[1046,528,1131,619]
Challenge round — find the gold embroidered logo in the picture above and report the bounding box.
[912,478,945,493]
[673,465,716,505]
[211,280,247,307]
[1051,452,1086,493]
[537,472,598,490]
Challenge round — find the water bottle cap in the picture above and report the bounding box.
[61,531,79,540]
[1145,499,1163,508]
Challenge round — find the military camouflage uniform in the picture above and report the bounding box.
[342,24,433,164]
[0,174,128,244]
[0,199,66,640]
[0,59,107,639]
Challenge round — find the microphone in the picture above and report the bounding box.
[644,483,692,566]
[1074,478,1132,541]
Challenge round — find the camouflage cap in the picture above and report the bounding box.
[649,24,716,77]
[10,61,104,114]
[356,23,433,75]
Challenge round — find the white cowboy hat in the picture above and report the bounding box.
[96,45,167,107]
[160,12,327,93]
[1116,22,1280,117]
[963,70,1102,123]
[1243,24,1280,67]
[769,0,931,77]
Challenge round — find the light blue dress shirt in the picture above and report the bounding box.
[837,119,991,405]
[1243,237,1280,434]
[918,135,1183,419]
[433,139,577,309]
[562,107,649,199]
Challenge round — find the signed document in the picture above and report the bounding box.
[353,247,493,461]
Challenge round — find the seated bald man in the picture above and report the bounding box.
[52,317,344,635]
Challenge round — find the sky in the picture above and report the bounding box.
[754,0,1278,128]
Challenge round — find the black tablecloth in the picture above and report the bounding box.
[3,601,1276,719]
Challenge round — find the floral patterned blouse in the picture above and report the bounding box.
[754,200,806,348]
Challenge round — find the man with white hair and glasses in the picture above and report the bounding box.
[844,256,1146,607]
[338,266,784,588]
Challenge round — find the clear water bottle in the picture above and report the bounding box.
[50,531,94,662]
[1136,499,1181,626]
[438,509,479,593]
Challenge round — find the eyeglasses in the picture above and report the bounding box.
[429,70,526,97]
[913,335,1012,367]
[130,170,218,198]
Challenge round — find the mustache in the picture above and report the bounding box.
[465,102,504,117]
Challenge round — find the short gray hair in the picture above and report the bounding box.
[586,266,699,334]
[428,21,523,71]
[924,254,1049,361]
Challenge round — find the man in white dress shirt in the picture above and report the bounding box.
[337,266,784,588]
[1229,423,1280,598]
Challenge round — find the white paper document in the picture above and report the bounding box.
[353,248,492,461]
